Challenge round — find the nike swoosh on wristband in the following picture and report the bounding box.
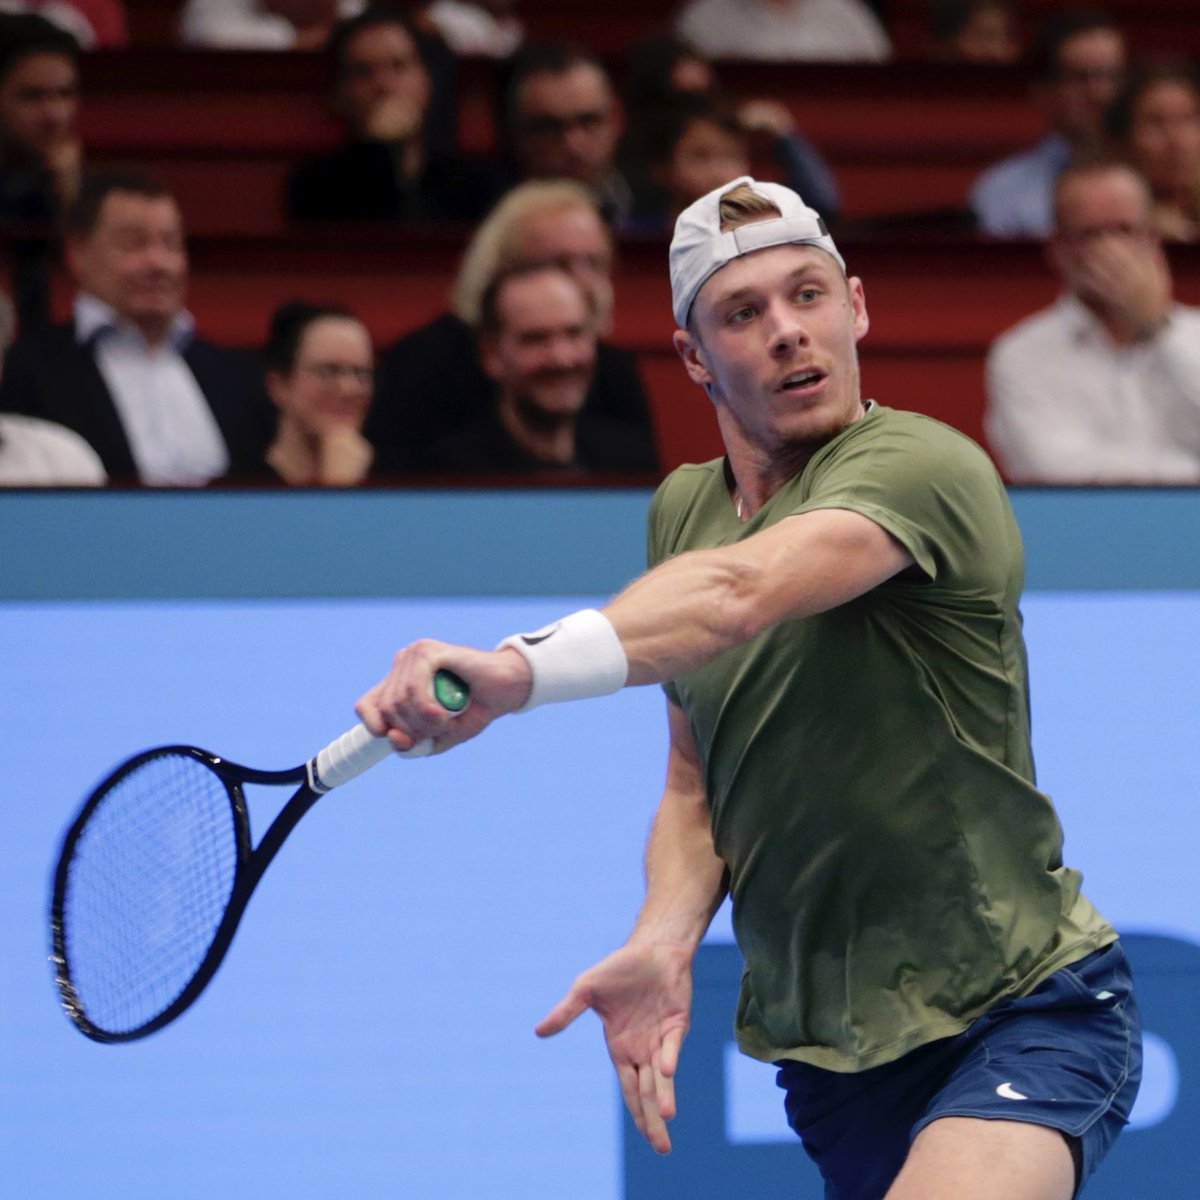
[995,1082,1029,1101]
[520,626,560,646]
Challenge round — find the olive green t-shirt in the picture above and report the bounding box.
[647,405,1114,1072]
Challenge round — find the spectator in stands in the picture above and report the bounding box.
[628,94,751,232]
[0,1,126,48]
[365,179,655,474]
[0,14,81,220]
[180,0,363,50]
[288,5,505,220]
[929,0,1019,65]
[504,42,631,225]
[674,0,890,63]
[429,261,658,474]
[418,0,521,59]
[0,13,81,329]
[969,7,1125,238]
[1106,62,1200,243]
[259,301,375,485]
[620,32,839,223]
[0,282,105,483]
[0,172,273,484]
[985,159,1200,483]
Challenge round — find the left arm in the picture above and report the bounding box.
[356,508,913,748]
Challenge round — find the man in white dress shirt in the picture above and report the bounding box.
[985,159,1200,484]
[0,172,272,484]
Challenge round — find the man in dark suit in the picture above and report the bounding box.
[0,171,272,484]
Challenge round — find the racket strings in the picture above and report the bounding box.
[58,753,241,1036]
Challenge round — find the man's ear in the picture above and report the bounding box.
[672,327,715,393]
[848,276,870,343]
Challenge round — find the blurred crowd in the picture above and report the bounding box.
[1,0,1199,486]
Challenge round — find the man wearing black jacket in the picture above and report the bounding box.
[0,172,272,484]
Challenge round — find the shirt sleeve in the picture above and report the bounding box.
[784,416,1015,594]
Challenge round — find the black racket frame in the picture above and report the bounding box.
[50,744,319,1044]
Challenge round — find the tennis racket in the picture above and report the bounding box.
[49,669,469,1044]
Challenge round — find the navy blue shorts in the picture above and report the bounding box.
[776,942,1142,1200]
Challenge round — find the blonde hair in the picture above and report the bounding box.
[452,180,605,328]
[718,181,782,231]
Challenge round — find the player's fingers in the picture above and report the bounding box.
[638,1062,672,1153]
[354,687,388,737]
[617,1062,648,1141]
[654,1062,677,1123]
[534,990,589,1038]
[658,1027,684,1078]
[357,691,422,752]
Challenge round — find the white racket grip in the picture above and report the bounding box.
[309,723,431,793]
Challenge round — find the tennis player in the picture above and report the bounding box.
[357,176,1141,1200]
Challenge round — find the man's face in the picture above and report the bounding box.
[337,22,431,138]
[483,270,597,419]
[677,242,869,454]
[0,51,79,156]
[69,192,188,327]
[1128,79,1200,199]
[514,64,621,188]
[269,316,374,436]
[1042,27,1126,144]
[515,203,614,333]
[1051,168,1157,303]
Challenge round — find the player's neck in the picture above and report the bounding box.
[721,402,866,518]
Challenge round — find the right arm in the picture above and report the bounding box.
[535,699,727,1153]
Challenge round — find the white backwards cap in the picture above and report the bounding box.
[669,176,845,328]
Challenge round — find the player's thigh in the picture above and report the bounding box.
[885,1116,1075,1200]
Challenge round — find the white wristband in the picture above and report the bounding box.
[497,608,628,711]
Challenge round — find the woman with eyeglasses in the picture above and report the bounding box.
[261,300,375,486]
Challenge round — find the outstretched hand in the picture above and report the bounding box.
[536,941,694,1153]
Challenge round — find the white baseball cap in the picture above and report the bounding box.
[669,176,845,328]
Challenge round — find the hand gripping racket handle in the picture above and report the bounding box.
[309,669,470,792]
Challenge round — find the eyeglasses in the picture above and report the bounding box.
[299,362,374,386]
